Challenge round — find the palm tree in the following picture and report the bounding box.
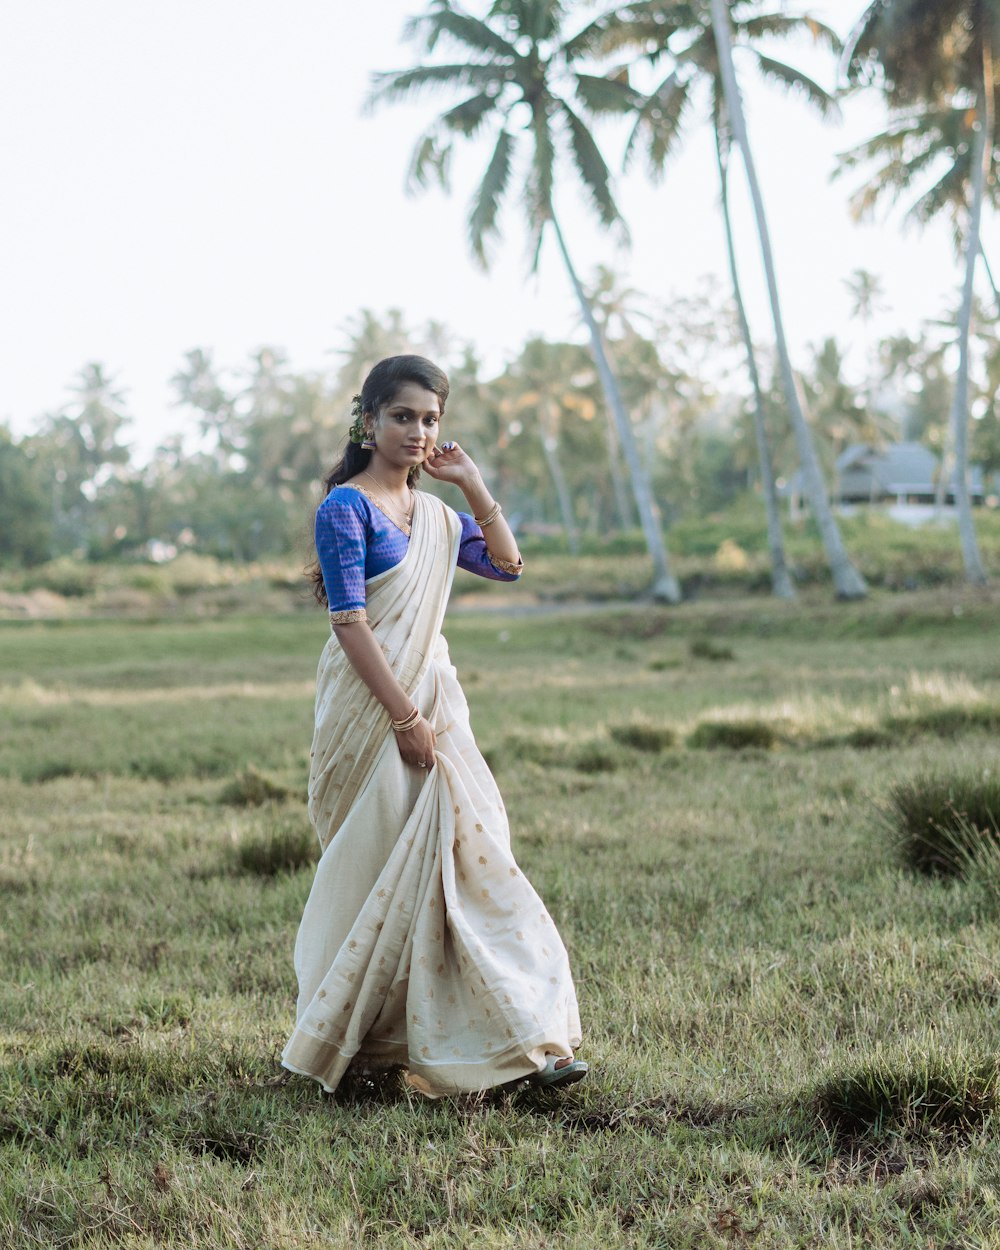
[367,0,682,602]
[503,338,597,553]
[581,1,857,596]
[714,114,795,598]
[708,0,866,597]
[844,0,996,584]
[844,267,886,324]
[171,348,239,468]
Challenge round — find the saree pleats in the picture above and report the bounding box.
[282,493,581,1097]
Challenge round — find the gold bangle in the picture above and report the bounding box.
[475,501,502,527]
[391,707,421,732]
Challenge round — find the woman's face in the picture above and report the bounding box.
[370,381,441,469]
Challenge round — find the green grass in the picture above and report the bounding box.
[2,592,1000,1246]
[887,772,1000,877]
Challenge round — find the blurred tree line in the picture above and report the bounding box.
[2,279,998,569]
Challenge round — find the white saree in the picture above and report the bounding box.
[281,491,582,1097]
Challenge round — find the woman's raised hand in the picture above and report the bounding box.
[423,441,478,487]
[394,716,437,771]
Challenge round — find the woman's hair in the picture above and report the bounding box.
[308,354,450,607]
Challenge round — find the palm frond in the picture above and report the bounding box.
[738,12,841,54]
[840,0,978,105]
[404,3,518,60]
[573,71,645,116]
[440,91,501,136]
[750,52,840,119]
[834,108,963,173]
[522,0,561,45]
[833,97,998,231]
[909,159,968,226]
[526,101,555,272]
[623,71,690,179]
[841,0,882,82]
[468,127,516,266]
[711,84,732,169]
[365,63,504,113]
[562,2,697,60]
[558,99,626,234]
[406,128,454,192]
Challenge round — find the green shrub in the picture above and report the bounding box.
[815,726,894,750]
[689,638,734,662]
[886,705,1000,741]
[22,557,96,598]
[608,723,677,752]
[687,720,779,751]
[887,772,1000,877]
[813,1051,999,1135]
[841,726,894,750]
[233,813,316,877]
[569,744,619,773]
[219,767,294,807]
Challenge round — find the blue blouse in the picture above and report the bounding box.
[317,485,521,618]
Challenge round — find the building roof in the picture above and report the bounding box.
[836,441,938,491]
[782,442,993,497]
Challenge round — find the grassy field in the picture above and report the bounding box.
[1,589,1000,1248]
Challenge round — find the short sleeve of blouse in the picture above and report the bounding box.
[456,511,523,581]
[315,490,368,615]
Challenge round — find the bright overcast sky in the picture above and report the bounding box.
[1,1,996,456]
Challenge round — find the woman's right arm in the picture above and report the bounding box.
[318,493,436,770]
[332,621,437,769]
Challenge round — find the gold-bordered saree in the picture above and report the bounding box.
[281,491,582,1097]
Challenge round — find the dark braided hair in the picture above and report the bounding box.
[308,355,450,606]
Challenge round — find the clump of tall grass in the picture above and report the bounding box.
[219,767,294,807]
[689,638,734,662]
[608,722,677,753]
[885,704,1000,741]
[687,720,779,751]
[812,1049,999,1137]
[493,734,621,773]
[232,812,316,877]
[886,772,1000,877]
[813,725,895,750]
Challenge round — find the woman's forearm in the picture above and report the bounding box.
[460,474,522,566]
[332,621,416,721]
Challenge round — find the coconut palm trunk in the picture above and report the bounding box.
[708,0,866,599]
[981,244,1000,318]
[551,213,681,603]
[714,126,795,600]
[540,402,582,555]
[949,46,992,584]
[604,411,636,532]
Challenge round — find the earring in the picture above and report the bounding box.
[361,431,376,451]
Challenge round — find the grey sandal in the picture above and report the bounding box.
[529,1054,589,1088]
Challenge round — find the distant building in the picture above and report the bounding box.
[781,442,997,524]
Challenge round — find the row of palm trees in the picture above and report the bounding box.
[368,0,998,600]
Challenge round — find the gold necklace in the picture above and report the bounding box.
[360,471,414,530]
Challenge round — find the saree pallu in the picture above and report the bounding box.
[281,491,582,1097]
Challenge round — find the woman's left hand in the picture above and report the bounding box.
[423,441,479,487]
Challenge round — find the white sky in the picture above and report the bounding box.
[1,1,996,457]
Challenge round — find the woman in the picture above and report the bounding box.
[281,355,585,1098]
